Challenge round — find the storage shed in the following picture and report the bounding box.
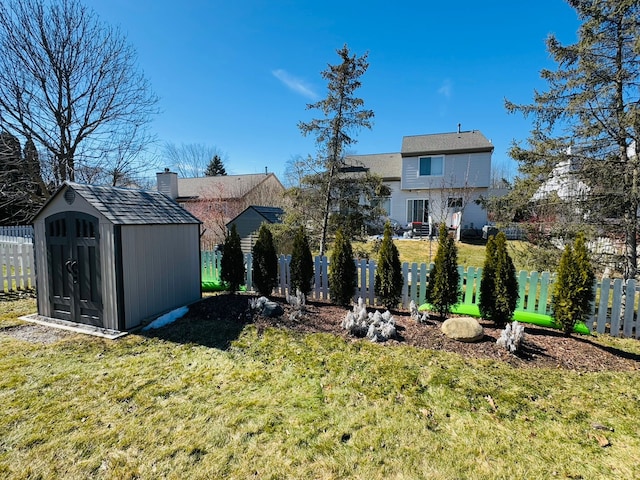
[226,205,284,239]
[32,181,202,331]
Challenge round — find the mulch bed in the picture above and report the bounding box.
[187,293,640,372]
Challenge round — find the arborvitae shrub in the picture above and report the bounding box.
[252,224,278,297]
[221,223,245,292]
[553,232,595,335]
[329,228,357,306]
[479,232,519,326]
[425,224,460,319]
[374,221,403,309]
[290,226,314,297]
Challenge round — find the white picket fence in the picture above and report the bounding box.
[0,239,35,292]
[202,250,640,339]
[0,225,34,240]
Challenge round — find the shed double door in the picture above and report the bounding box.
[46,212,103,327]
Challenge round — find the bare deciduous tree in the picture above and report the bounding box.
[0,0,158,185]
[162,142,228,178]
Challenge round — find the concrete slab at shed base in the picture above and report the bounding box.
[19,314,128,339]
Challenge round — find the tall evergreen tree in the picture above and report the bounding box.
[298,44,374,256]
[329,228,357,306]
[0,131,48,223]
[290,226,314,297]
[252,224,278,297]
[425,224,460,319]
[221,224,245,293]
[204,154,227,176]
[479,232,519,327]
[553,232,595,335]
[374,221,403,309]
[505,1,640,279]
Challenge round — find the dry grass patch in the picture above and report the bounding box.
[1,297,639,479]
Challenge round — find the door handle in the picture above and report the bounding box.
[65,259,79,284]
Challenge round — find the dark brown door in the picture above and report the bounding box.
[46,212,103,327]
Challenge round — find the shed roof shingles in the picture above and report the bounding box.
[69,182,201,225]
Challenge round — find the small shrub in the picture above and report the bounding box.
[341,297,397,342]
[425,224,460,318]
[286,289,307,321]
[479,232,519,327]
[221,223,244,292]
[553,232,595,335]
[252,224,278,297]
[496,321,525,353]
[329,228,357,306]
[409,300,429,324]
[374,222,403,309]
[290,226,314,297]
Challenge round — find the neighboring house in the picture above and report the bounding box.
[157,169,285,247]
[227,205,284,253]
[345,129,493,233]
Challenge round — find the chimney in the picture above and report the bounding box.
[457,123,461,134]
[156,168,178,200]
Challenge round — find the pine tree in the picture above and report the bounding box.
[252,224,278,297]
[204,154,227,176]
[374,221,403,309]
[328,228,357,306]
[298,44,374,256]
[505,1,640,279]
[221,224,245,293]
[425,224,460,319]
[553,232,595,335]
[479,232,519,327]
[290,226,314,297]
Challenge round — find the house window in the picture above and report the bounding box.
[447,197,463,209]
[419,156,443,176]
[407,199,428,223]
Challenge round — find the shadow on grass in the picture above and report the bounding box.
[139,293,256,350]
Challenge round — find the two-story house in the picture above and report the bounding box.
[345,129,493,234]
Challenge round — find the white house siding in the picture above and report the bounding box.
[120,224,200,330]
[386,185,488,229]
[401,152,491,191]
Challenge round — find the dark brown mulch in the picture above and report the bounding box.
[186,293,640,373]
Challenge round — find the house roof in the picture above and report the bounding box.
[177,173,283,200]
[344,153,402,180]
[226,205,284,227]
[38,181,201,225]
[401,130,494,156]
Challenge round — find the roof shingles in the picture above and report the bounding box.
[67,182,201,225]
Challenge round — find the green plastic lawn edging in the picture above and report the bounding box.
[418,302,590,335]
[201,281,247,292]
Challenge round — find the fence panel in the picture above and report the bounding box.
[0,242,35,292]
[202,250,640,339]
[0,225,34,239]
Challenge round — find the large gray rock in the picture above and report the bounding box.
[441,317,484,342]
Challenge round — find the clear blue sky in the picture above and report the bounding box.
[92,0,581,182]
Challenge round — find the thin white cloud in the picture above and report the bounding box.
[272,69,318,99]
[437,79,453,99]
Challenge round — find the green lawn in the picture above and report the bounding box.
[352,238,489,269]
[1,296,640,479]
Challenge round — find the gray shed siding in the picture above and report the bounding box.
[120,224,200,330]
